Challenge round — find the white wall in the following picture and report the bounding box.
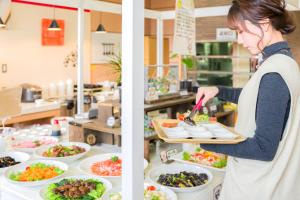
[232,43,251,88]
[0,3,91,89]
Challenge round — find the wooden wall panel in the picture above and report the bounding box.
[99,0,122,3]
[90,64,119,83]
[145,19,174,36]
[196,16,228,41]
[91,11,122,33]
[98,0,152,8]
[148,0,231,10]
[195,0,231,7]
[98,0,232,10]
[286,11,300,65]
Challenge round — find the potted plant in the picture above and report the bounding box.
[109,53,122,85]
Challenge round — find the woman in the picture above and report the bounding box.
[197,0,300,199]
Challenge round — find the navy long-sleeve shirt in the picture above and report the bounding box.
[201,41,292,161]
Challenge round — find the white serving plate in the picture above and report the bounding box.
[165,132,190,139]
[0,151,30,173]
[4,159,68,187]
[163,126,185,133]
[148,163,213,193]
[187,129,213,138]
[164,127,190,139]
[171,152,226,172]
[40,175,112,199]
[184,126,207,132]
[8,136,59,153]
[210,129,237,139]
[79,153,148,178]
[101,182,177,200]
[34,142,91,163]
[201,123,222,130]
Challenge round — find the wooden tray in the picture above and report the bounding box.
[153,119,246,144]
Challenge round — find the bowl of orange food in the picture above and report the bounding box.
[4,160,68,187]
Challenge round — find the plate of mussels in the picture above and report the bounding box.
[148,163,213,193]
[0,151,30,173]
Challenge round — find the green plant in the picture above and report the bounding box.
[109,53,122,84]
[170,53,196,70]
[182,55,195,69]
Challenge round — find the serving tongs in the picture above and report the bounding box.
[184,96,204,126]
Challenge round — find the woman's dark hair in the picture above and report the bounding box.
[228,0,296,35]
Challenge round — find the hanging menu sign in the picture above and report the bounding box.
[173,0,196,56]
[216,28,237,41]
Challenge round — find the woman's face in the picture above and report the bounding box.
[236,20,272,55]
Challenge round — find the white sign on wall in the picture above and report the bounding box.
[216,28,237,41]
[173,0,196,56]
[91,33,121,64]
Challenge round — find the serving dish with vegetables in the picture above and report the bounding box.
[171,147,227,171]
[4,160,68,187]
[40,175,112,200]
[102,183,177,200]
[35,142,91,163]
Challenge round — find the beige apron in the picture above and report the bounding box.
[220,54,300,200]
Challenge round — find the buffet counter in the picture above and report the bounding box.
[20,102,61,115]
[0,142,224,200]
[5,102,64,125]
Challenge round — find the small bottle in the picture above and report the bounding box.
[209,104,218,122]
[51,120,62,136]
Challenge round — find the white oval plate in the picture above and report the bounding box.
[8,136,58,153]
[0,151,30,173]
[34,142,91,163]
[186,128,213,138]
[184,126,207,132]
[201,123,222,130]
[210,130,237,139]
[101,182,177,200]
[171,152,226,172]
[164,127,190,139]
[163,126,185,133]
[40,175,112,200]
[79,153,148,178]
[148,163,213,193]
[4,159,68,187]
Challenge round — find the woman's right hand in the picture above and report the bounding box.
[196,86,219,105]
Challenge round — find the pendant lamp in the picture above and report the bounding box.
[48,6,61,31]
[0,18,6,28]
[95,12,106,33]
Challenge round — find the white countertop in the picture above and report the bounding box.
[0,143,224,200]
[20,101,61,115]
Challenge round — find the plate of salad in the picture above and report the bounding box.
[40,175,112,200]
[101,183,177,200]
[34,142,91,163]
[171,147,227,171]
[4,160,68,187]
[79,153,148,178]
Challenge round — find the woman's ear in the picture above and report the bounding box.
[259,18,271,32]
